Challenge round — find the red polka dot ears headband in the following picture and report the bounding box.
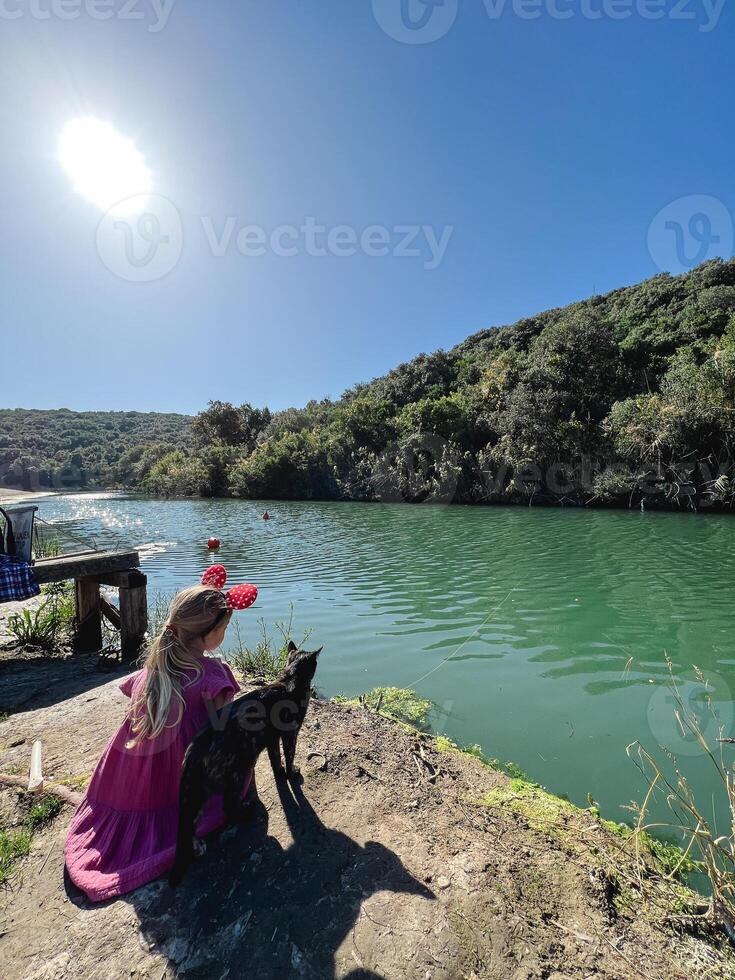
[201,565,258,610]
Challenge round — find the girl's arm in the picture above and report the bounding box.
[202,662,240,717]
[210,692,230,711]
[202,690,233,718]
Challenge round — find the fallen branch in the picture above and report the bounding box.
[100,595,121,630]
[548,919,595,944]
[411,746,437,784]
[0,772,83,808]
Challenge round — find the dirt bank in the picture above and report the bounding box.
[1,664,734,980]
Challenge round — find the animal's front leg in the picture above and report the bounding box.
[282,731,300,780]
[267,739,286,779]
[169,774,207,888]
[223,769,254,824]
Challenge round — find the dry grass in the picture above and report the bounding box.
[626,655,735,941]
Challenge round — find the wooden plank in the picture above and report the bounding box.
[88,569,147,589]
[74,578,102,652]
[100,594,121,631]
[119,581,148,661]
[33,550,140,584]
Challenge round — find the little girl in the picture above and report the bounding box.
[65,583,253,902]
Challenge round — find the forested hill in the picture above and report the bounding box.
[7,258,735,509]
[0,409,192,491]
[138,258,735,510]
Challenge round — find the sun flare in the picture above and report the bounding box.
[58,118,152,216]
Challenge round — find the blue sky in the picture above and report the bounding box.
[1,0,733,415]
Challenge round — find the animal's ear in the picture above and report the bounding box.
[287,640,298,653]
[314,646,323,656]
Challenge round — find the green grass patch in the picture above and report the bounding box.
[57,774,90,792]
[0,828,32,886]
[0,793,63,886]
[599,816,702,878]
[334,687,433,729]
[27,795,62,832]
[476,777,701,891]
[477,776,579,834]
[646,835,702,878]
[435,734,529,780]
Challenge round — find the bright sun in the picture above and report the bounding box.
[58,118,152,216]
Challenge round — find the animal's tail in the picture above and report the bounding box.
[168,763,206,889]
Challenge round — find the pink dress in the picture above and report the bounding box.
[64,657,253,902]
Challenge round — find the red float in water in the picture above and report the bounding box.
[207,537,221,550]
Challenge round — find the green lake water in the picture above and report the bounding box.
[38,493,735,835]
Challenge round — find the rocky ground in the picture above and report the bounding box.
[0,595,124,714]
[1,644,734,980]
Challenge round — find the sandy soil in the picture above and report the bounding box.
[1,661,734,980]
[0,490,55,504]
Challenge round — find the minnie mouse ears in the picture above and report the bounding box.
[201,565,258,610]
[226,583,258,609]
[201,564,227,589]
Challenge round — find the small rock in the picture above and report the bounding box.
[290,943,305,973]
[9,736,25,747]
[437,876,450,889]
[306,751,328,773]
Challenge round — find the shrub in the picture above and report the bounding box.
[227,605,312,681]
[7,603,63,649]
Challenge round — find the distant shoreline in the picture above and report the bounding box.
[0,489,58,505]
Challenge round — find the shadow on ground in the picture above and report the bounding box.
[100,770,435,978]
[0,649,126,714]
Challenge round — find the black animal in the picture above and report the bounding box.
[169,640,322,887]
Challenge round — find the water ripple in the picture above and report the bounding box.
[36,493,735,828]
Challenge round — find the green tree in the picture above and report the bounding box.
[192,400,272,452]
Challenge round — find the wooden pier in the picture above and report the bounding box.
[33,549,147,659]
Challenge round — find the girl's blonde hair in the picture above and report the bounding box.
[129,585,232,744]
